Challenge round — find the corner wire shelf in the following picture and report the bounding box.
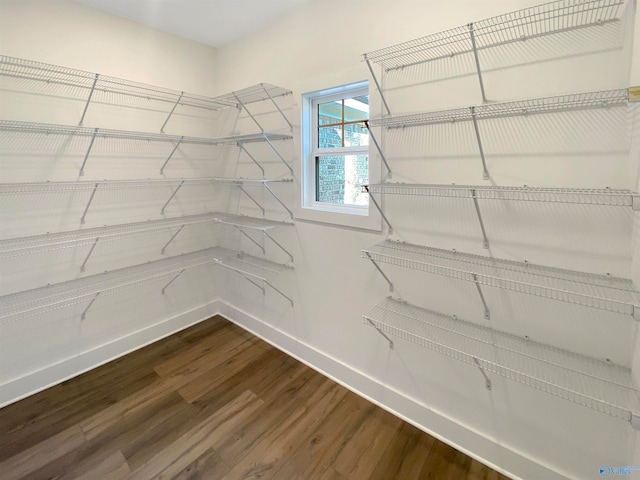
[361,0,626,110]
[0,120,293,176]
[363,297,640,426]
[1,177,293,224]
[0,212,293,267]
[0,246,292,325]
[0,56,292,132]
[365,88,631,179]
[363,184,639,246]
[362,239,640,320]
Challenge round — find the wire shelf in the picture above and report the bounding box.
[369,89,630,128]
[0,56,291,111]
[363,297,640,422]
[0,120,292,146]
[362,0,625,70]
[362,240,640,316]
[0,177,292,194]
[0,213,290,257]
[0,247,289,323]
[365,183,636,207]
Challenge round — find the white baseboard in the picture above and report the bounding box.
[0,300,222,408]
[216,301,573,480]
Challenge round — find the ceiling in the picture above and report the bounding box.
[77,0,314,48]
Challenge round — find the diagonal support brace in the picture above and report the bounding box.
[161,180,184,215]
[79,128,98,176]
[365,252,394,292]
[81,291,100,321]
[365,318,394,349]
[364,121,391,179]
[364,185,393,234]
[472,273,490,320]
[81,183,100,225]
[79,73,99,126]
[237,227,265,254]
[234,94,264,132]
[161,224,185,255]
[162,268,186,294]
[160,137,184,175]
[80,237,100,272]
[470,107,490,180]
[470,189,489,249]
[264,183,293,219]
[363,54,391,116]
[468,23,487,103]
[264,231,293,263]
[263,133,293,175]
[473,357,492,390]
[161,91,184,133]
[238,143,265,178]
[239,185,265,217]
[262,84,293,131]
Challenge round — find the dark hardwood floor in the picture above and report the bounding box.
[0,316,510,479]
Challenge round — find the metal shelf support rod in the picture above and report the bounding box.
[470,107,490,180]
[162,268,186,294]
[263,134,293,175]
[365,187,393,234]
[161,180,184,215]
[237,227,265,254]
[366,318,394,349]
[363,54,391,116]
[161,224,185,255]
[264,231,294,263]
[364,121,391,179]
[472,274,491,320]
[81,291,100,321]
[239,186,266,217]
[262,85,293,132]
[264,183,293,219]
[473,357,492,390]
[160,137,184,175]
[79,73,99,126]
[79,128,98,176]
[234,95,264,132]
[80,183,99,225]
[471,189,490,249]
[264,278,294,306]
[80,237,100,272]
[161,91,184,133]
[468,23,487,103]
[238,143,265,178]
[365,252,395,292]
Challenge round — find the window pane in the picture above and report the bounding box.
[318,126,343,148]
[316,155,369,206]
[344,95,369,123]
[318,101,342,126]
[343,122,369,147]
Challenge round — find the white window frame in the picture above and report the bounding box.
[297,81,381,231]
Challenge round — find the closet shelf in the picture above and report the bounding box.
[365,184,638,208]
[0,177,292,194]
[362,0,624,71]
[0,247,290,323]
[369,89,630,129]
[0,120,292,145]
[0,213,291,257]
[362,240,640,317]
[0,56,291,111]
[363,297,640,423]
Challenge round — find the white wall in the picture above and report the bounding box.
[217,1,640,480]
[1,1,639,479]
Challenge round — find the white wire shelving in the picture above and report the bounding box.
[365,88,632,180]
[0,212,293,266]
[363,297,640,424]
[362,0,626,109]
[0,246,292,324]
[0,120,293,176]
[0,56,292,131]
[364,183,638,245]
[362,240,640,319]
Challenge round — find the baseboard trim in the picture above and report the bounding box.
[0,300,222,408]
[216,301,573,480]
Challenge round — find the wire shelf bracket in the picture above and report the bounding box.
[238,143,265,178]
[237,227,265,255]
[262,83,293,132]
[473,357,492,390]
[160,180,184,215]
[79,73,99,126]
[160,137,184,175]
[161,225,185,255]
[213,259,293,306]
[471,188,490,249]
[468,23,487,103]
[81,292,100,321]
[264,183,294,219]
[470,107,490,180]
[264,231,294,263]
[364,120,391,179]
[80,237,100,272]
[363,54,392,116]
[473,274,491,320]
[161,91,184,133]
[366,317,394,349]
[239,186,266,218]
[79,128,98,177]
[363,185,394,234]
[161,268,186,295]
[80,183,99,225]
[364,251,395,292]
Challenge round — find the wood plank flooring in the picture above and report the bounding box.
[0,316,511,479]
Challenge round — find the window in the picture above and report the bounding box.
[301,82,375,224]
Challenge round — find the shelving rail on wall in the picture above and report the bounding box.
[0,56,296,328]
[360,0,640,428]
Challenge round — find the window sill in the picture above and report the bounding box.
[295,205,382,231]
